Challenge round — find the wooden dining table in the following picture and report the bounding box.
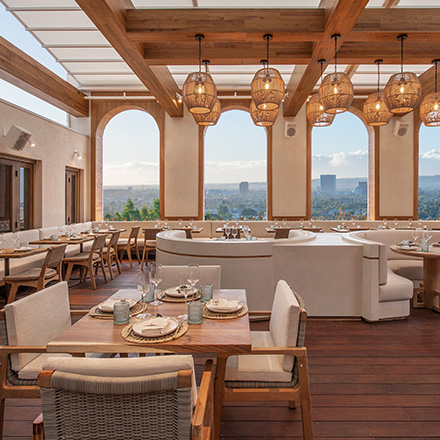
[390,244,440,311]
[30,235,94,252]
[47,288,251,439]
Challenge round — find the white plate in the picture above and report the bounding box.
[16,246,33,251]
[206,300,243,314]
[164,286,197,298]
[132,317,178,337]
[399,245,414,250]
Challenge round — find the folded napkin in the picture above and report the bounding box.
[98,298,137,313]
[167,285,196,297]
[207,299,241,313]
[140,317,171,335]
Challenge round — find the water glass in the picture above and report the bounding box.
[188,301,203,324]
[113,300,130,325]
[200,284,213,302]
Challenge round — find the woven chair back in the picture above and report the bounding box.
[91,234,106,253]
[40,370,193,440]
[108,231,121,248]
[43,244,68,268]
[143,228,159,241]
[128,226,140,242]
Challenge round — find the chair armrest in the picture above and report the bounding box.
[70,310,90,316]
[32,413,44,440]
[192,359,214,440]
[0,345,47,354]
[249,311,272,316]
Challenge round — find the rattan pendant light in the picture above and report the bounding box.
[307,59,335,127]
[251,34,285,111]
[319,34,354,114]
[193,96,221,126]
[250,100,279,127]
[383,35,421,114]
[420,60,440,127]
[183,34,217,115]
[363,60,393,127]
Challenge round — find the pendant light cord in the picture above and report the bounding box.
[198,36,202,73]
[266,37,270,67]
[400,36,404,74]
[334,35,338,74]
[435,61,438,94]
[377,61,380,93]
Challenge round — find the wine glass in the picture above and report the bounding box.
[351,218,356,229]
[282,218,287,228]
[225,225,231,240]
[178,218,183,228]
[424,228,433,244]
[178,270,190,319]
[394,218,399,229]
[408,218,413,228]
[12,233,20,249]
[231,225,238,240]
[300,218,304,229]
[187,264,200,292]
[149,263,163,306]
[383,218,388,229]
[412,228,419,245]
[136,270,151,318]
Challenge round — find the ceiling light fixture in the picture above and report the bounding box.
[251,34,284,111]
[183,34,217,114]
[420,60,440,127]
[319,34,354,114]
[250,100,279,127]
[307,59,335,127]
[363,60,393,127]
[193,96,221,126]
[73,150,82,160]
[383,34,421,114]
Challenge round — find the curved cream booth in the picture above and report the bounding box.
[156,230,365,317]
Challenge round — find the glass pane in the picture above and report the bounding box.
[0,163,12,232]
[70,174,76,223]
[19,166,31,230]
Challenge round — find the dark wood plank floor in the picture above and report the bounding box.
[2,261,440,439]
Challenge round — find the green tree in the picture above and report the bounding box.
[140,205,150,220]
[121,198,137,220]
[150,198,160,220]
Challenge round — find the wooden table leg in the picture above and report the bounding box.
[423,258,440,310]
[214,354,228,440]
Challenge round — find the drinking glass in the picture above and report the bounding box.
[178,218,183,228]
[412,228,419,245]
[136,271,152,318]
[188,301,203,324]
[149,263,163,306]
[178,270,190,320]
[231,225,238,240]
[225,226,231,240]
[300,218,304,228]
[282,218,287,227]
[383,218,387,228]
[394,218,399,229]
[408,218,413,228]
[274,219,279,228]
[351,218,356,229]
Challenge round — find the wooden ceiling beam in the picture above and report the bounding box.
[283,0,369,117]
[418,64,436,100]
[0,36,88,117]
[75,0,183,117]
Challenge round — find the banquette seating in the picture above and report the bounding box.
[342,229,439,321]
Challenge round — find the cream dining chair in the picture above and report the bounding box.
[223,280,313,440]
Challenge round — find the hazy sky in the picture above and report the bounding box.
[1,5,440,185]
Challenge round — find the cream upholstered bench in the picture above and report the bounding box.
[342,230,431,321]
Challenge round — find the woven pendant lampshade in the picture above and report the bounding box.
[307,93,335,127]
[363,60,393,127]
[319,35,354,114]
[193,97,221,126]
[420,60,440,127]
[183,35,217,115]
[251,34,285,111]
[250,100,279,127]
[383,35,421,114]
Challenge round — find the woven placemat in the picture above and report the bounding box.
[89,302,148,319]
[160,291,201,303]
[203,304,248,320]
[121,320,188,344]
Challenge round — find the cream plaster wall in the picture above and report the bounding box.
[164,107,199,218]
[379,114,414,217]
[272,105,308,217]
[0,99,90,227]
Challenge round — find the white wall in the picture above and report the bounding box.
[0,99,90,228]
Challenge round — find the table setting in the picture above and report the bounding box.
[203,298,248,320]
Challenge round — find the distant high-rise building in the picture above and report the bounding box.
[320,174,336,193]
[239,181,249,195]
[355,181,367,197]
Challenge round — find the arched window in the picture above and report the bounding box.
[204,110,267,220]
[311,111,368,220]
[103,109,160,221]
[418,124,440,220]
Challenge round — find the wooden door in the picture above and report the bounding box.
[66,168,80,224]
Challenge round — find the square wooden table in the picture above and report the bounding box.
[47,289,251,439]
[30,235,94,252]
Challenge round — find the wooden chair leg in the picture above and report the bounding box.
[100,260,108,283]
[141,245,147,269]
[88,264,97,290]
[6,283,20,304]
[32,413,44,440]
[134,245,141,264]
[64,263,74,282]
[107,257,114,280]
[0,395,5,440]
[127,245,133,268]
[115,253,122,274]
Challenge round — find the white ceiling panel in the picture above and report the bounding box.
[33,30,109,46]
[14,10,95,29]
[2,0,78,7]
[73,74,142,85]
[63,62,134,74]
[49,47,123,61]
